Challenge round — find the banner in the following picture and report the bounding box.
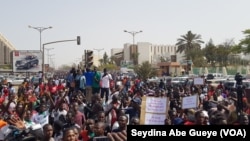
[12,50,42,72]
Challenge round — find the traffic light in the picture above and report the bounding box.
[86,50,93,68]
[77,36,81,45]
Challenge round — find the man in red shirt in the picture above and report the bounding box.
[57,80,65,91]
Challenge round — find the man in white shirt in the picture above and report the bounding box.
[101,68,112,103]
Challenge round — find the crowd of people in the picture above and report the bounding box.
[0,67,249,141]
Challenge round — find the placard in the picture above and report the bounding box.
[145,97,167,113]
[144,113,166,125]
[193,77,204,85]
[140,96,168,124]
[182,95,198,109]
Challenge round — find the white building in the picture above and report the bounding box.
[123,42,184,65]
[111,48,123,56]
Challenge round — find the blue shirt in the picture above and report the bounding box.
[125,107,139,120]
[84,72,94,86]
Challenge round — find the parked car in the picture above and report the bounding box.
[171,76,189,86]
[206,73,224,80]
[15,55,39,70]
[206,78,227,88]
[147,77,159,83]
[11,77,25,86]
[223,79,250,90]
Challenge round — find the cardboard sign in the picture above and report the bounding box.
[193,77,204,85]
[140,96,168,125]
[182,95,198,109]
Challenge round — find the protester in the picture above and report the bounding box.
[0,68,249,141]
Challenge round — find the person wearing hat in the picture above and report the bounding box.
[173,117,184,125]
[125,97,141,121]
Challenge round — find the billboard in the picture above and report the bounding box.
[12,50,42,72]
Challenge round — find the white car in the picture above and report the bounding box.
[11,77,25,86]
[147,77,159,83]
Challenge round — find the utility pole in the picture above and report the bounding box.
[45,48,54,64]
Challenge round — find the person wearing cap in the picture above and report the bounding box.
[125,97,141,121]
[173,117,184,125]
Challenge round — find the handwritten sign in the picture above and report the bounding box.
[146,97,167,113]
[193,77,204,85]
[140,96,168,124]
[182,95,198,109]
[145,113,166,125]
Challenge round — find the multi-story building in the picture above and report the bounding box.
[122,42,186,75]
[123,42,184,65]
[0,33,16,65]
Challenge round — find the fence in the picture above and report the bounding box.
[192,66,249,75]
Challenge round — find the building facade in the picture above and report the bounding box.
[123,42,184,65]
[0,33,16,65]
[111,48,123,56]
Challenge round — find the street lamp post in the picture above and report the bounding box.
[28,25,52,51]
[124,30,143,65]
[124,30,143,47]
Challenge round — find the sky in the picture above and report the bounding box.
[1,0,250,68]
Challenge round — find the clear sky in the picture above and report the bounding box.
[1,0,250,68]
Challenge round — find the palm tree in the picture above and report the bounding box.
[176,30,204,60]
[176,31,204,74]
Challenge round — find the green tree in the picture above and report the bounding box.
[176,30,204,60]
[186,48,205,67]
[134,61,157,81]
[237,29,250,54]
[203,39,217,67]
[103,52,109,64]
[98,63,118,71]
[215,39,234,67]
[176,31,204,74]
